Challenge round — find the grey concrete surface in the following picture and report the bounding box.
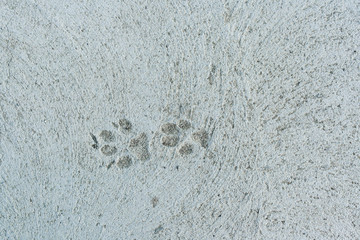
[0,0,359,239]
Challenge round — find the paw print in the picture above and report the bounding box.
[158,119,210,157]
[89,117,213,169]
[90,118,150,170]
[90,130,118,156]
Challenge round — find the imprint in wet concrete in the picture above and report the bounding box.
[178,142,193,156]
[177,119,191,130]
[192,129,209,148]
[129,132,150,161]
[100,145,117,156]
[161,135,179,147]
[161,123,178,135]
[117,155,133,169]
[119,118,132,131]
[99,130,115,142]
[90,118,212,169]
[90,133,99,149]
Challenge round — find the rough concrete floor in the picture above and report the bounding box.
[0,1,359,239]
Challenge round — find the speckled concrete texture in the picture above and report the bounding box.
[1,1,359,239]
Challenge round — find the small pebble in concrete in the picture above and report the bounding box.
[154,225,163,234]
[151,197,159,207]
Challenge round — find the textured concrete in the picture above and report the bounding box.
[0,0,359,239]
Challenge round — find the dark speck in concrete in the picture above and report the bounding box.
[154,225,163,234]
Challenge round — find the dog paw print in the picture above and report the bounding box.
[90,118,151,170]
[90,130,118,156]
[158,119,209,156]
